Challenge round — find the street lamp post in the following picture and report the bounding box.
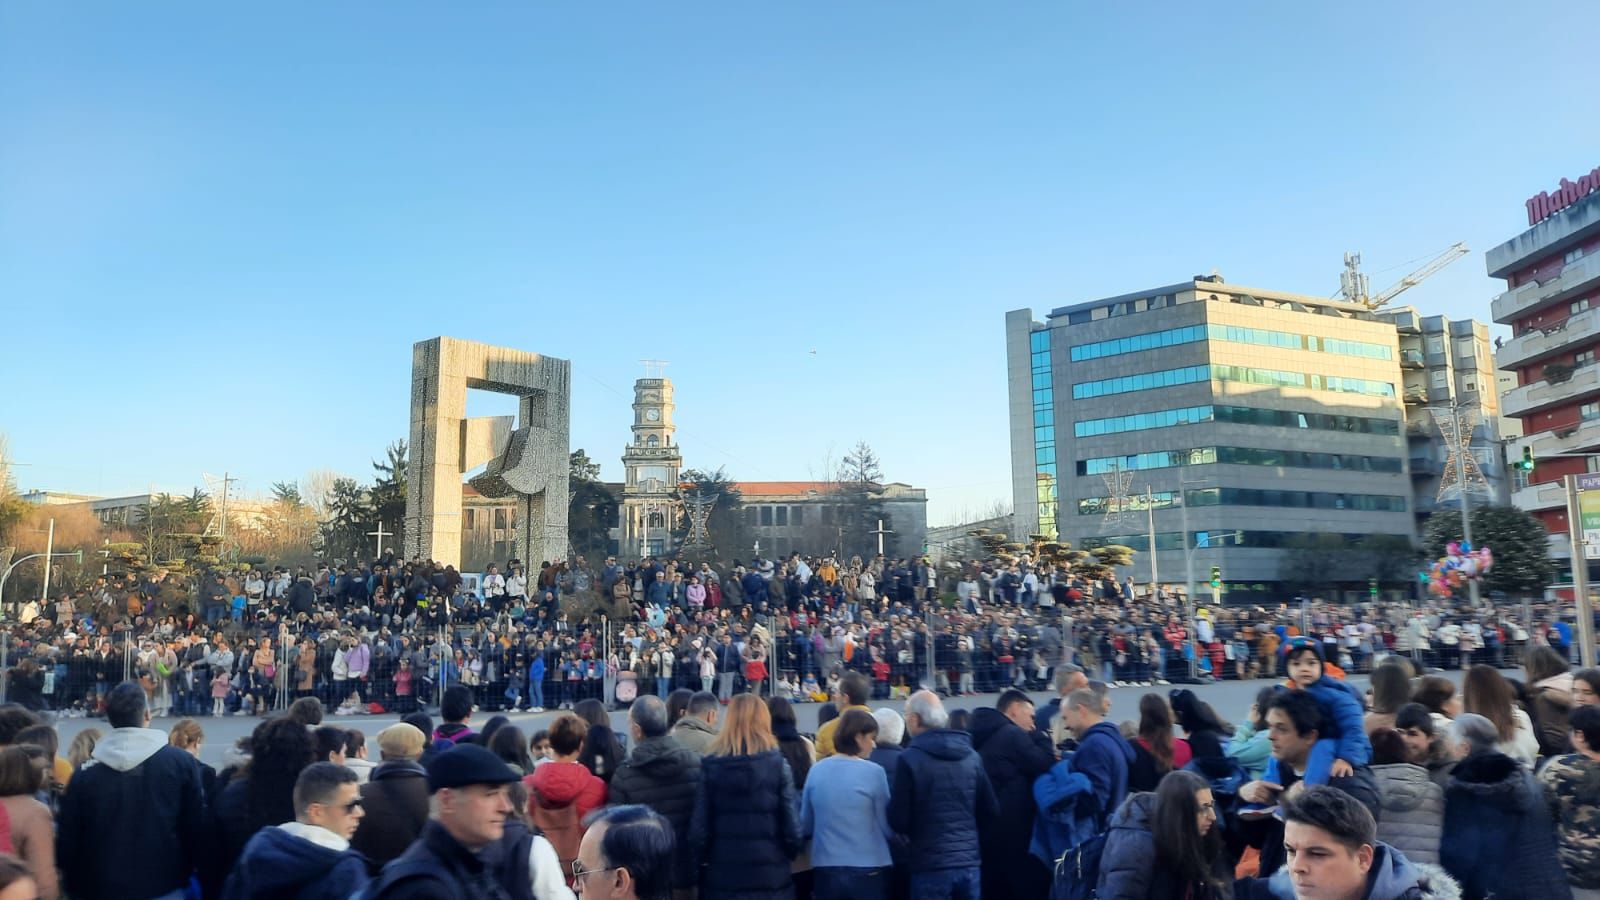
[1174,475,1216,678]
[0,549,84,618]
[1144,485,1159,601]
[40,518,54,605]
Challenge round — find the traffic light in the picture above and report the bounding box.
[1369,577,1379,598]
[1209,566,1222,590]
[1518,446,1536,472]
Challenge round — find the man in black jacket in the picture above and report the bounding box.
[972,689,1057,899]
[59,681,207,900]
[890,690,998,899]
[366,743,521,900]
[352,723,432,874]
[608,695,702,895]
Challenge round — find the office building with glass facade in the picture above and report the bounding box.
[1006,280,1413,601]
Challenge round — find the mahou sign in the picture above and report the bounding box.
[1527,164,1600,226]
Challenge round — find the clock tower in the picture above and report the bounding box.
[620,367,682,559]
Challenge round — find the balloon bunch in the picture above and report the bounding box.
[1423,541,1494,597]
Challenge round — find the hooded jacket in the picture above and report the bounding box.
[671,716,718,756]
[1098,792,1232,900]
[888,728,998,872]
[222,822,370,900]
[526,760,607,883]
[1441,751,1573,900]
[1239,842,1462,900]
[608,735,702,889]
[1371,763,1444,865]
[58,727,207,900]
[1073,719,1137,819]
[1538,751,1600,890]
[352,760,431,874]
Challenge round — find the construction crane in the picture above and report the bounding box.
[1338,242,1469,310]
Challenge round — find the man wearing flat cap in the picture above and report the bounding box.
[365,743,521,899]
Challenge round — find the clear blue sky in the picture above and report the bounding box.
[3,2,1596,524]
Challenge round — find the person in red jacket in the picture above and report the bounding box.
[525,712,607,886]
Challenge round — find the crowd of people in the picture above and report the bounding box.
[7,633,1600,900]
[5,549,1577,727]
[3,548,1600,898]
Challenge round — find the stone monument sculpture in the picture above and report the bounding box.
[404,337,571,568]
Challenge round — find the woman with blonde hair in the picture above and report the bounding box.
[690,693,803,900]
[65,729,100,772]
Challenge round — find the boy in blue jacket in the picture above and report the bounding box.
[1282,637,1370,778]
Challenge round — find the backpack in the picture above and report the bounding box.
[1050,830,1106,900]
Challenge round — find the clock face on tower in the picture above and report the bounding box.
[645,408,660,421]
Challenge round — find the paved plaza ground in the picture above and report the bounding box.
[45,666,1502,768]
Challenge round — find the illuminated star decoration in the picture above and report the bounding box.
[682,491,717,550]
[1432,404,1489,502]
[1101,464,1137,531]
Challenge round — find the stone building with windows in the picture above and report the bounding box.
[731,481,928,561]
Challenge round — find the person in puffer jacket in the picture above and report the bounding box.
[1282,637,1372,777]
[1096,770,1233,900]
[888,691,997,898]
[1539,704,1600,895]
[1369,728,1444,865]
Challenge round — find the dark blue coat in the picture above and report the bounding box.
[1441,751,1573,900]
[1072,719,1135,821]
[689,750,802,900]
[888,728,998,872]
[1098,792,1232,900]
[1035,697,1062,735]
[868,744,904,790]
[58,732,208,900]
[741,572,768,607]
[221,825,369,900]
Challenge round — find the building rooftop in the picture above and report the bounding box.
[1047,278,1376,321]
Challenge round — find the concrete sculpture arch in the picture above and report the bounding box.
[404,336,570,568]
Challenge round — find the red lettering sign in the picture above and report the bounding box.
[1527,165,1600,226]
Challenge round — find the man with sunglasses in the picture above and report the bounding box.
[223,761,370,899]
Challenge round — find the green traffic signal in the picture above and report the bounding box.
[1519,446,1535,472]
[1209,565,1221,589]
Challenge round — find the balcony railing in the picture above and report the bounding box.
[1501,363,1600,418]
[1498,307,1600,371]
[1492,254,1600,323]
[1514,416,1600,459]
[1511,480,1567,513]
